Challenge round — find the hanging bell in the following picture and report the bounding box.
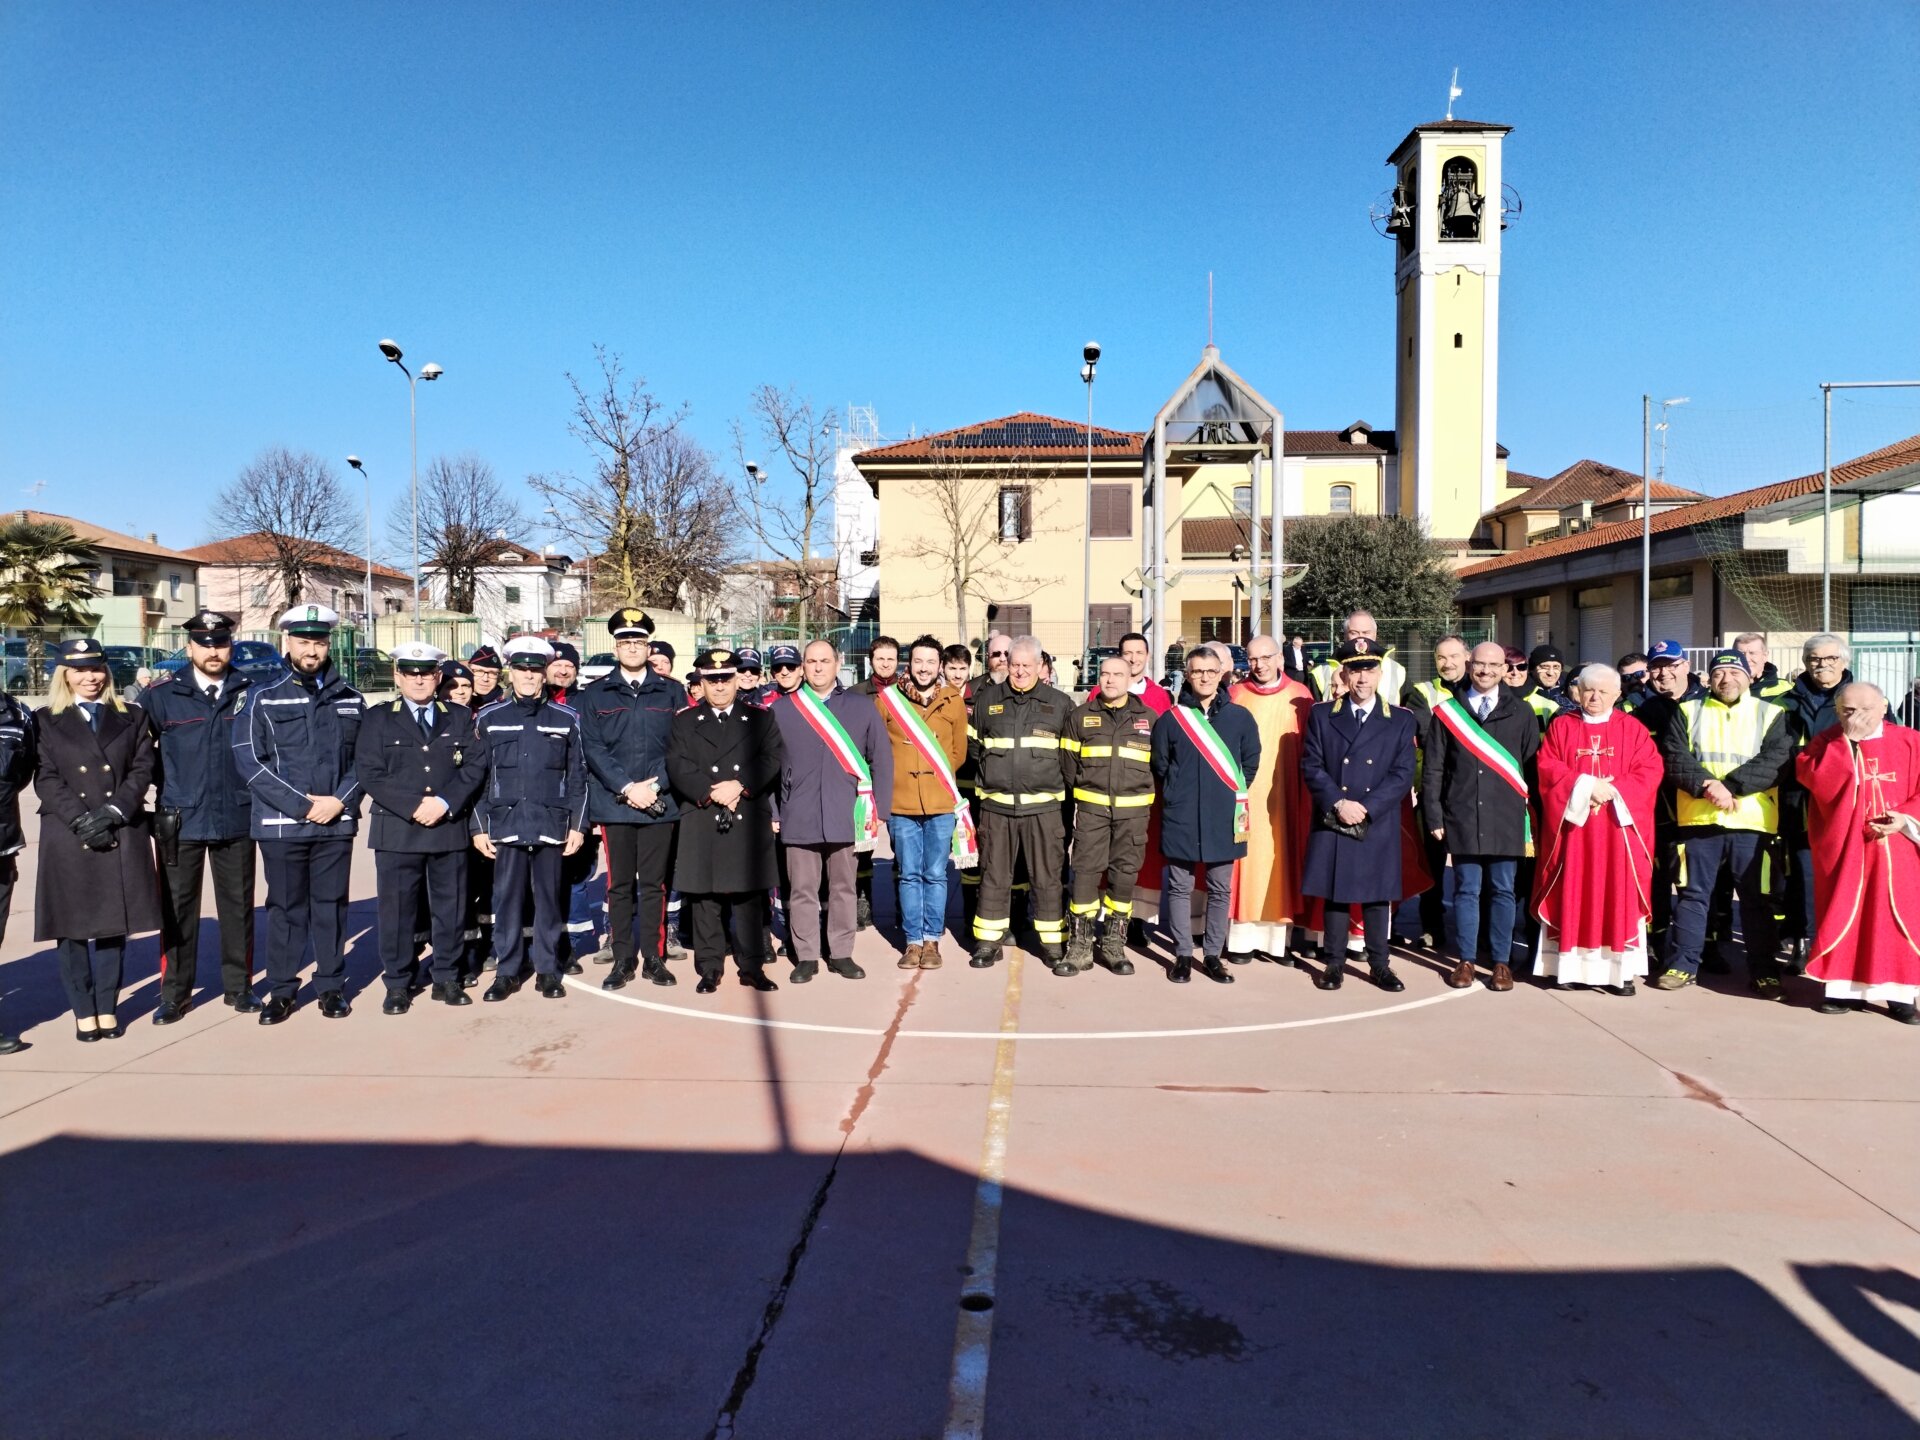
[1445,185,1480,223]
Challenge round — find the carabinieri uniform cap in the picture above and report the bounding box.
[1333,636,1382,670]
[694,648,738,678]
[504,636,555,670]
[278,603,339,637]
[184,609,236,644]
[391,640,447,676]
[607,607,654,640]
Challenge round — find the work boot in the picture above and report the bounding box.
[970,943,1000,969]
[1097,921,1134,976]
[898,941,923,970]
[1062,915,1095,973]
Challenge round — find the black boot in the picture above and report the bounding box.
[1097,920,1134,976]
[1060,914,1095,974]
[1168,954,1192,984]
[970,943,1000,969]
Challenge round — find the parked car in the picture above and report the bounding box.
[580,651,616,684]
[149,640,289,690]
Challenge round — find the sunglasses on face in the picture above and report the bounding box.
[988,650,1009,659]
[773,663,799,673]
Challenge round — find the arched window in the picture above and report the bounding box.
[1329,484,1353,514]
[1440,156,1481,241]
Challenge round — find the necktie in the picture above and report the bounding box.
[82,702,99,730]
[206,685,219,704]
[417,706,434,740]
[1477,696,1491,721]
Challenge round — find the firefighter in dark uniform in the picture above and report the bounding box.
[968,636,1073,968]
[580,607,687,991]
[1059,654,1155,976]
[144,608,259,1021]
[0,675,34,1054]
[357,642,487,1012]
[234,604,365,1025]
[459,647,503,975]
[474,637,590,1001]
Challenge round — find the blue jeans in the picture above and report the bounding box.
[1451,855,1518,967]
[892,812,957,943]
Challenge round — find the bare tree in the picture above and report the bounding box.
[529,347,736,611]
[209,446,356,608]
[893,444,1063,642]
[732,385,839,640]
[389,453,525,614]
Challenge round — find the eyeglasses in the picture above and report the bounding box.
[1806,654,1844,666]
[988,649,1009,659]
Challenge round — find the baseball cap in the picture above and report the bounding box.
[1647,640,1687,664]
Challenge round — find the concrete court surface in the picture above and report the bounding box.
[0,811,1917,1439]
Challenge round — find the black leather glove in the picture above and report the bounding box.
[85,804,122,832]
[69,812,110,845]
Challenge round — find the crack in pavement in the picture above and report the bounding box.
[705,970,925,1440]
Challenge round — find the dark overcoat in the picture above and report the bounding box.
[1300,697,1417,904]
[769,685,893,846]
[33,701,163,940]
[0,692,37,855]
[667,700,785,893]
[356,699,487,853]
[1151,692,1262,865]
[1419,684,1539,858]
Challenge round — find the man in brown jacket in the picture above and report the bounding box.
[877,635,969,968]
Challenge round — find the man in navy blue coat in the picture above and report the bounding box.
[1151,648,1261,984]
[1301,638,1417,992]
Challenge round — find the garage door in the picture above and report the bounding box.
[1649,594,1693,649]
[1578,604,1614,668]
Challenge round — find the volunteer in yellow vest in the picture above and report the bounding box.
[1652,649,1795,994]
[1058,655,1156,977]
[1308,610,1406,706]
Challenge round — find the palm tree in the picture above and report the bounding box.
[0,518,101,693]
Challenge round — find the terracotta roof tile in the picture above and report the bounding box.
[1487,458,1648,516]
[5,509,202,563]
[1458,434,1920,579]
[183,532,411,582]
[1182,517,1273,556]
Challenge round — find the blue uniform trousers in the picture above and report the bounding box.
[261,838,353,1001]
[1668,829,1782,979]
[492,843,566,979]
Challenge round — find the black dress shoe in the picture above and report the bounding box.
[459,972,480,989]
[74,1024,101,1043]
[318,992,352,1018]
[825,956,865,980]
[0,1031,24,1055]
[96,1018,124,1040]
[789,960,817,984]
[561,958,584,976]
[535,973,567,998]
[1168,956,1192,984]
[382,992,411,1016]
[603,962,637,991]
[1370,967,1406,993]
[1199,955,1234,984]
[1815,997,1861,1015]
[226,991,264,1013]
[483,975,523,1003]
[1888,1001,1920,1026]
[643,960,677,987]
[695,975,720,994]
[258,996,296,1025]
[741,971,779,992]
[1224,951,1251,965]
[152,998,189,1025]
[1314,967,1345,991]
[430,981,472,1007]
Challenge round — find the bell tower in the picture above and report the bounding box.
[1382,119,1511,545]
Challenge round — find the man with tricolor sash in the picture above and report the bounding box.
[1421,640,1540,992]
[1152,647,1262,985]
[770,639,893,983]
[878,635,972,971]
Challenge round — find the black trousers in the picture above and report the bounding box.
[603,823,675,966]
[1068,807,1150,917]
[689,891,771,980]
[376,849,468,992]
[493,843,566,979]
[160,836,256,1004]
[465,850,495,975]
[974,809,1065,948]
[1323,902,1392,974]
[57,936,125,1020]
[1417,829,1448,943]
[262,838,353,1001]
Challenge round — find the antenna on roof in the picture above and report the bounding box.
[1207,271,1214,348]
[1445,66,1462,121]
[22,479,44,499]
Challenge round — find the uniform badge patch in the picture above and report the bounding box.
[1082,715,1102,728]
[987,703,1004,715]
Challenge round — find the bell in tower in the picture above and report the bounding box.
[1439,156,1483,240]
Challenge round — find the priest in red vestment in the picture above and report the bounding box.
[1532,664,1665,994]
[1799,683,1920,1023]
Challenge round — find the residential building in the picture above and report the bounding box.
[183,534,412,638]
[422,540,578,641]
[1482,462,1705,552]
[5,509,205,648]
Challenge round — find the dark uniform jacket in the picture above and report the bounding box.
[1152,691,1262,865]
[1063,692,1156,809]
[968,680,1073,817]
[1419,684,1539,857]
[0,692,37,856]
[1777,668,1853,832]
[234,666,365,841]
[472,694,589,845]
[33,701,162,941]
[667,700,785,892]
[143,670,252,842]
[356,698,487,853]
[579,668,688,827]
[769,684,893,847]
[1300,696,1417,904]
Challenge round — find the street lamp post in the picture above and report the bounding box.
[378,339,443,639]
[346,456,375,649]
[1078,341,1100,667]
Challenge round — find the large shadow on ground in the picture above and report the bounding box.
[1,1135,1913,1439]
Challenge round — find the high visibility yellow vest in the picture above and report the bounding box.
[1673,694,1785,832]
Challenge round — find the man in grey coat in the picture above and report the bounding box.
[769,639,894,982]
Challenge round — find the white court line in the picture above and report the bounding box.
[562,973,1479,1041]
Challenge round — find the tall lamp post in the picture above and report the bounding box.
[377,339,443,638]
[1078,341,1100,666]
[345,456,375,649]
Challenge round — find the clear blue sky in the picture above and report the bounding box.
[3,2,1915,558]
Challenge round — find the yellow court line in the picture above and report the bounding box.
[943,952,1025,1440]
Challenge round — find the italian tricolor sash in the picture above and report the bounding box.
[791,685,880,852]
[1431,694,1532,850]
[1170,703,1251,840]
[877,685,979,868]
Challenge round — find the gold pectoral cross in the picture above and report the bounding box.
[1576,736,1614,776]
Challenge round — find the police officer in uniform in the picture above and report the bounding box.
[468,646,503,704]
[144,609,260,1021]
[357,642,487,1012]
[235,604,364,1024]
[580,608,687,990]
[1060,655,1155,976]
[474,637,589,1001]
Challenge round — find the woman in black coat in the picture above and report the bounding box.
[33,639,162,1040]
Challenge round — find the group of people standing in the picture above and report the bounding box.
[0,602,1913,1053]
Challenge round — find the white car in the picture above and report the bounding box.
[580,651,616,684]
